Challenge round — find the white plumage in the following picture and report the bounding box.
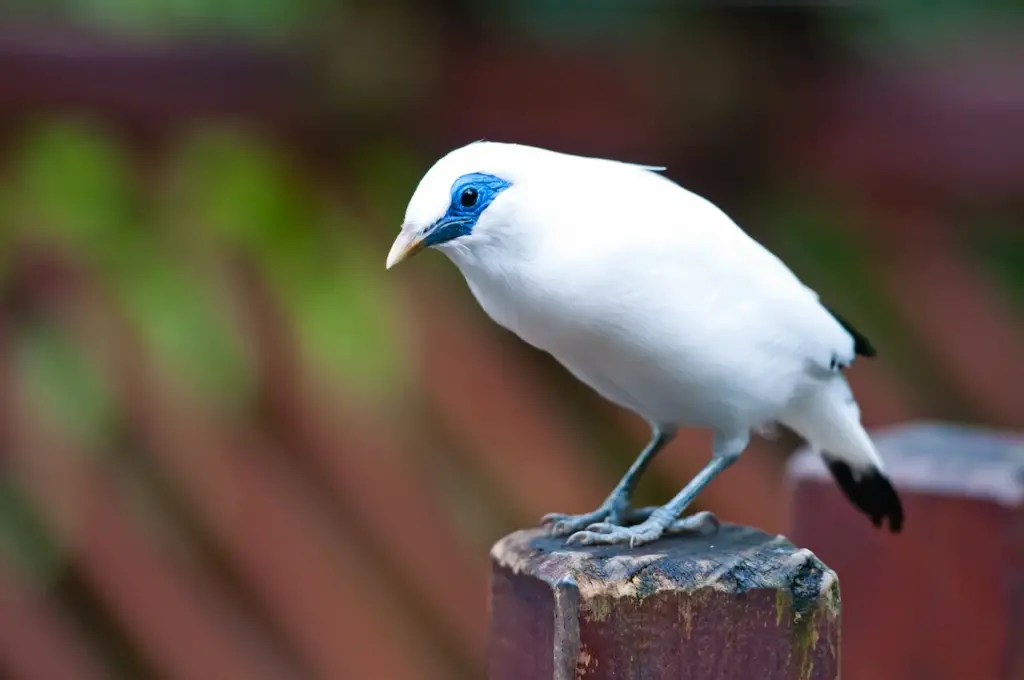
[387,141,903,547]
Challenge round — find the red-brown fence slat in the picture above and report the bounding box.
[405,274,612,524]
[1,378,298,680]
[233,262,489,664]
[128,378,454,680]
[797,50,1024,196]
[63,289,456,680]
[0,558,110,680]
[430,43,672,160]
[872,207,1023,427]
[843,359,922,428]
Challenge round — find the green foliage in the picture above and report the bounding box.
[828,0,1024,52]
[468,0,672,46]
[0,183,14,281]
[291,224,410,398]
[117,253,255,404]
[351,141,428,233]
[455,1,1024,50]
[964,211,1024,312]
[9,120,137,265]
[2,0,329,41]
[167,127,318,265]
[167,126,410,399]
[0,481,64,583]
[4,0,1023,50]
[16,322,116,451]
[8,121,253,406]
[5,119,416,408]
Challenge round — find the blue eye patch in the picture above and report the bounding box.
[421,173,511,248]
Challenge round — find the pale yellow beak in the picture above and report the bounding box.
[385,227,426,270]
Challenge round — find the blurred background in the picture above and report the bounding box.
[0,1,1021,679]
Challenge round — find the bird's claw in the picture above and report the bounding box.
[541,509,616,537]
[674,510,720,536]
[564,510,720,548]
[541,497,630,537]
[565,520,665,548]
[541,513,587,537]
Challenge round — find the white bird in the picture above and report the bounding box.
[386,141,903,547]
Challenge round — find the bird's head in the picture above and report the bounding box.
[386,141,666,271]
[385,142,543,270]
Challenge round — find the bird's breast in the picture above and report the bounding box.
[452,249,802,429]
[462,270,577,351]
[459,266,695,421]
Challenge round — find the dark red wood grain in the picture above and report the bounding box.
[788,422,1024,680]
[490,525,840,680]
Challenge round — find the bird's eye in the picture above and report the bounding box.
[460,187,479,208]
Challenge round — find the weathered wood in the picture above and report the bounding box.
[788,421,1024,680]
[489,524,840,680]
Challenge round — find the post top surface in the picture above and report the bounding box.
[492,524,837,619]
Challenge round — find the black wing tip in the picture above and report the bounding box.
[824,305,877,359]
[824,457,904,533]
[857,338,878,358]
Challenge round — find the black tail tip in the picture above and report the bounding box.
[824,457,904,533]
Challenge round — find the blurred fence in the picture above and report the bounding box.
[0,6,1022,679]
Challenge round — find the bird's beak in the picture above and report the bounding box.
[386,226,426,270]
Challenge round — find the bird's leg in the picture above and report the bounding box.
[567,433,748,548]
[542,427,675,537]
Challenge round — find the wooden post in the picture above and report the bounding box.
[788,421,1024,680]
[489,524,840,679]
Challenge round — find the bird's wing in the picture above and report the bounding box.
[549,162,872,376]
[714,247,863,375]
[584,175,867,375]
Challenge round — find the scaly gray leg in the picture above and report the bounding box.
[542,426,676,536]
[567,432,749,548]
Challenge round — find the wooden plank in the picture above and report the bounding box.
[128,381,455,680]
[842,360,920,428]
[787,421,1024,680]
[0,31,328,143]
[2,256,459,680]
[264,366,491,667]
[69,299,456,680]
[428,42,673,161]
[232,261,489,665]
[490,525,840,679]
[7,223,469,678]
[405,274,612,524]
[870,212,1023,428]
[0,294,298,680]
[1,382,299,680]
[0,558,109,680]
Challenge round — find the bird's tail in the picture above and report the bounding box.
[781,377,904,533]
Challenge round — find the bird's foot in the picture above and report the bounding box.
[565,510,720,548]
[541,494,633,537]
